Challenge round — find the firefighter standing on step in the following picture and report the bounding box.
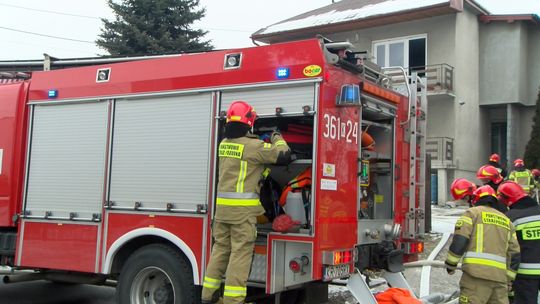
[201,101,291,304]
[488,153,507,179]
[498,181,540,304]
[445,184,520,304]
[508,159,534,195]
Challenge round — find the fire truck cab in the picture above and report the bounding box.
[0,38,426,303]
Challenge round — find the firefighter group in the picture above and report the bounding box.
[445,153,540,304]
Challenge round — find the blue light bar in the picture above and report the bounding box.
[276,67,290,79]
[48,90,58,98]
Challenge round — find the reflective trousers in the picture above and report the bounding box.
[459,272,508,304]
[202,219,257,304]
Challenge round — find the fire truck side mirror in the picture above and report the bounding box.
[337,84,360,106]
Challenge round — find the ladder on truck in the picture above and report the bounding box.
[406,71,428,240]
[345,70,428,304]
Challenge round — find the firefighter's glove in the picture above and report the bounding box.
[445,261,457,275]
[259,132,272,143]
[271,131,282,140]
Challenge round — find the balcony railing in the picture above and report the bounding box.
[410,64,454,94]
[426,137,454,168]
[384,63,454,95]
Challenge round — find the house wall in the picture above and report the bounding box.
[479,21,538,163]
[452,9,483,179]
[479,22,527,105]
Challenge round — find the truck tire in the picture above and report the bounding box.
[117,243,196,304]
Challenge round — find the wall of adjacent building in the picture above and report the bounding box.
[452,8,483,181]
[479,22,528,105]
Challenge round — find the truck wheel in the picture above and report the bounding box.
[117,243,196,304]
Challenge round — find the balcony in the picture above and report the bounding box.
[426,137,455,169]
[385,64,454,99]
[410,64,454,97]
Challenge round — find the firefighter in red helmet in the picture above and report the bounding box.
[509,159,534,195]
[201,101,291,304]
[477,165,507,213]
[450,178,477,206]
[499,181,540,304]
[488,153,507,179]
[445,184,520,304]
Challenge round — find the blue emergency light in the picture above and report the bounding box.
[276,67,290,79]
[48,90,58,98]
[337,84,360,105]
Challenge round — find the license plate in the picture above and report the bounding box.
[323,264,351,281]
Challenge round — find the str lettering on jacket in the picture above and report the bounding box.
[523,227,540,240]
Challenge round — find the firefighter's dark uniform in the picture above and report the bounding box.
[202,132,290,304]
[445,204,520,304]
[506,196,540,304]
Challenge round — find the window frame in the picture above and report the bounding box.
[372,34,427,69]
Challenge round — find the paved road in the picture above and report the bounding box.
[0,280,115,304]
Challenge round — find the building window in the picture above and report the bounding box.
[373,35,426,72]
[491,122,507,164]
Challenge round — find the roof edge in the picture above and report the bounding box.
[463,0,490,15]
[252,1,457,43]
[479,14,540,24]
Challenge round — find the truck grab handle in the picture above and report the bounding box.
[381,66,411,126]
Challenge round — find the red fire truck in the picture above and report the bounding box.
[0,38,427,303]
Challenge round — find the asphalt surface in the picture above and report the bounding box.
[0,280,115,304]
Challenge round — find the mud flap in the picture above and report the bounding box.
[346,271,378,304]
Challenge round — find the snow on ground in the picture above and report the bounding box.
[328,206,465,303]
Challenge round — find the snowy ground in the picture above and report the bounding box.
[328,205,465,303]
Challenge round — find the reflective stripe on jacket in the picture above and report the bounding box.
[215,133,290,224]
[445,205,520,283]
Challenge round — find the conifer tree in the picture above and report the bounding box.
[97,0,212,55]
[524,87,540,169]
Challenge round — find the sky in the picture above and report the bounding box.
[0,0,538,60]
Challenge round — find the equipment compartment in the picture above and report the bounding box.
[255,116,314,235]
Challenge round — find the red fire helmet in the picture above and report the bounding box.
[472,185,497,205]
[476,165,503,184]
[497,181,528,207]
[532,169,540,178]
[450,178,477,200]
[514,158,525,168]
[489,153,500,163]
[226,100,257,127]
